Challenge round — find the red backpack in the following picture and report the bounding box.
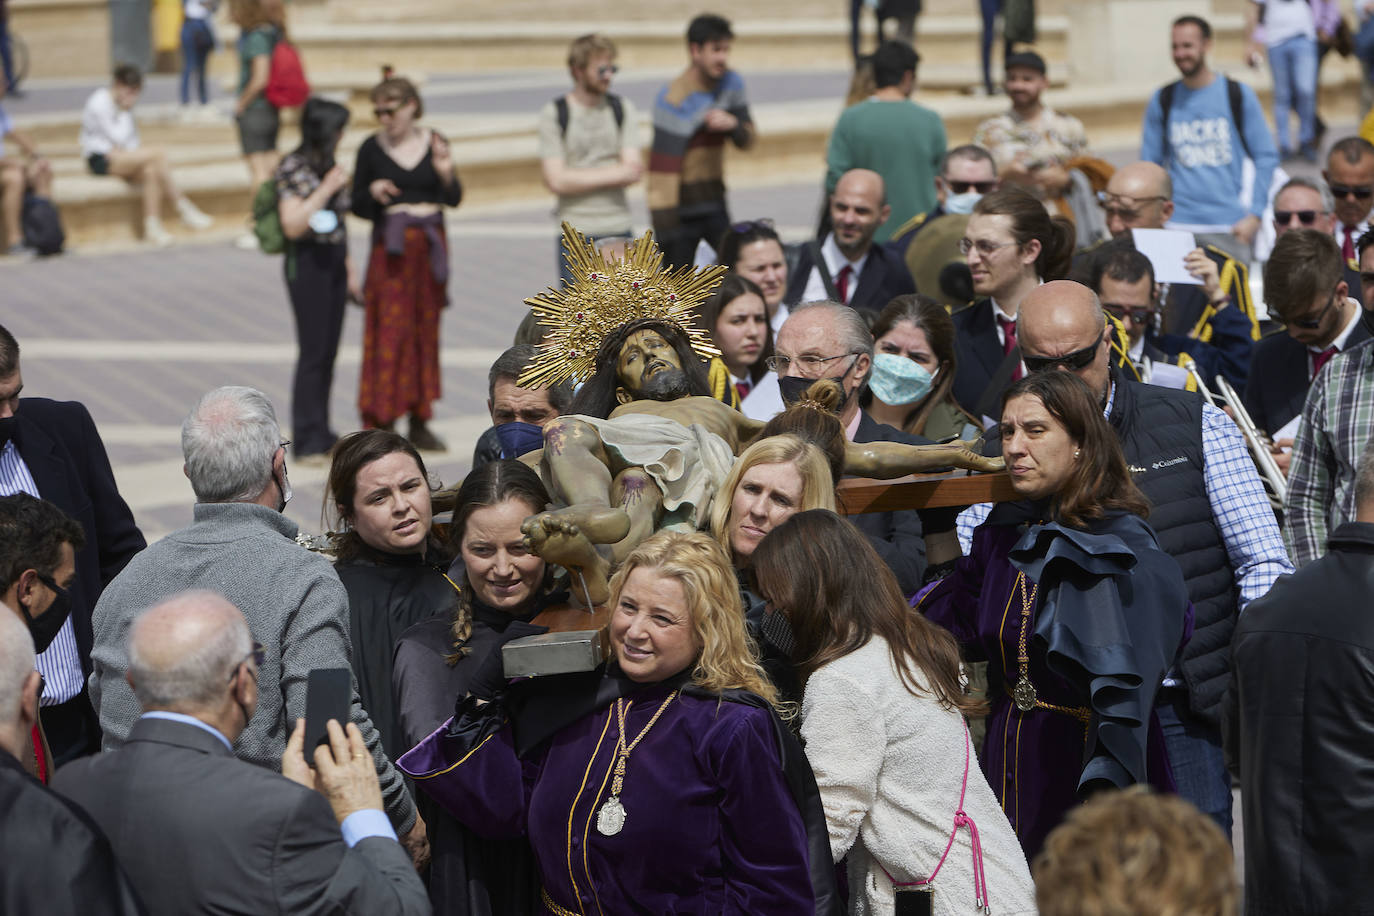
[264,38,310,108]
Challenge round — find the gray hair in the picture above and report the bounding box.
[942,144,998,177]
[488,344,574,414]
[0,609,35,728]
[127,591,252,712]
[788,299,876,390]
[181,387,281,503]
[1356,436,1374,509]
[1277,176,1335,215]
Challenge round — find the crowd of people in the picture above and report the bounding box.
[6,6,1374,916]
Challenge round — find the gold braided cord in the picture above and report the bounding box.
[518,222,724,389]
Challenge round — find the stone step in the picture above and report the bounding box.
[206,16,1074,78]
[43,57,1366,250]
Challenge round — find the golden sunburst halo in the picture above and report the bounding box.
[517,223,725,389]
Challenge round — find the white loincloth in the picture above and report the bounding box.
[575,413,736,531]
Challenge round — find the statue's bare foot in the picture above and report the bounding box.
[521,513,611,606]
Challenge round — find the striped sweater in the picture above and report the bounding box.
[648,67,755,232]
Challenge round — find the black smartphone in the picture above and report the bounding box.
[893,886,934,916]
[303,668,352,756]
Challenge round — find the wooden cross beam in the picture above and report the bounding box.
[837,470,1015,514]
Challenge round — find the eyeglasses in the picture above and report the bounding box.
[1274,209,1321,226]
[1289,288,1340,330]
[946,179,996,194]
[765,352,857,376]
[1330,184,1374,201]
[229,640,267,683]
[1023,340,1101,373]
[1102,303,1155,325]
[596,64,619,77]
[958,237,1016,257]
[730,218,775,234]
[1097,191,1166,222]
[373,106,400,118]
[278,438,292,453]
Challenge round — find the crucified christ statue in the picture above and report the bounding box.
[518,319,1001,604]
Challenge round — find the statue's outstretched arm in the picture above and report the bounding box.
[843,439,1005,478]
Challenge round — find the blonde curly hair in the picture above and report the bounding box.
[1033,786,1238,916]
[608,530,778,706]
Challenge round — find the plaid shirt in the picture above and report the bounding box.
[1284,338,1374,566]
[960,387,1292,610]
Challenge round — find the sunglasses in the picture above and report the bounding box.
[1330,184,1374,201]
[597,64,619,78]
[730,218,775,234]
[373,105,402,118]
[1102,303,1154,325]
[1290,288,1340,330]
[947,179,996,194]
[1274,209,1320,226]
[1023,340,1100,373]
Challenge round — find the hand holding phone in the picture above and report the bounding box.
[303,668,352,757]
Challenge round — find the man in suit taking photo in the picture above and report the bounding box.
[53,590,430,916]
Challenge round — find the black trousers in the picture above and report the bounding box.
[285,242,348,455]
[41,691,101,767]
[658,209,732,270]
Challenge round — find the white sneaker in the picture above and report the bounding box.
[234,231,260,250]
[176,197,213,230]
[145,218,174,247]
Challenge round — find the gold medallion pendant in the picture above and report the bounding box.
[596,797,627,836]
[1013,676,1037,712]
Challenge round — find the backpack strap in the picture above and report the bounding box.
[555,96,570,139]
[556,93,624,139]
[1225,76,1251,160]
[1159,80,1178,161]
[606,93,624,132]
[806,240,842,302]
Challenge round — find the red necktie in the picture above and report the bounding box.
[1342,229,1356,263]
[735,379,751,401]
[836,264,852,305]
[1312,345,1338,377]
[998,315,1023,380]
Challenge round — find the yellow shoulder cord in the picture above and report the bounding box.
[707,357,740,409]
[1105,312,1142,382]
[1212,248,1260,341]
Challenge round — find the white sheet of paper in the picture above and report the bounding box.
[1131,228,1201,285]
[1272,414,1302,450]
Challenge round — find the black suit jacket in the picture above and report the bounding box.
[950,299,1008,418]
[1243,319,1372,437]
[783,237,915,315]
[53,717,430,916]
[14,398,145,674]
[848,411,927,595]
[0,751,144,915]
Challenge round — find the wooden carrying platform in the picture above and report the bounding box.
[836,470,1015,515]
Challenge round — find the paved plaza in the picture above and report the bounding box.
[0,179,825,541]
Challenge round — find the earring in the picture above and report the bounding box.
[1074,448,1080,459]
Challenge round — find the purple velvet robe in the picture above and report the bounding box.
[405,680,815,915]
[917,511,1185,861]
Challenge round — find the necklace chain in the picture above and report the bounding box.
[609,691,678,797]
[1016,572,1037,672]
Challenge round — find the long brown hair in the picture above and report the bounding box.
[1001,371,1149,528]
[752,509,986,716]
[443,460,552,662]
[694,272,775,385]
[973,186,1076,281]
[863,294,979,436]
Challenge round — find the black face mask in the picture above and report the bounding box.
[0,415,15,450]
[777,361,858,411]
[22,573,72,654]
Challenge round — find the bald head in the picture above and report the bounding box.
[831,169,891,260]
[1017,281,1113,399]
[0,608,35,738]
[128,591,252,714]
[1103,162,1174,236]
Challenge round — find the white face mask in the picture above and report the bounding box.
[277,465,293,512]
[309,209,340,234]
[945,191,983,216]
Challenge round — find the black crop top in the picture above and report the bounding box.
[349,132,464,222]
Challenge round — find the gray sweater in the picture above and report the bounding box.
[88,502,417,833]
